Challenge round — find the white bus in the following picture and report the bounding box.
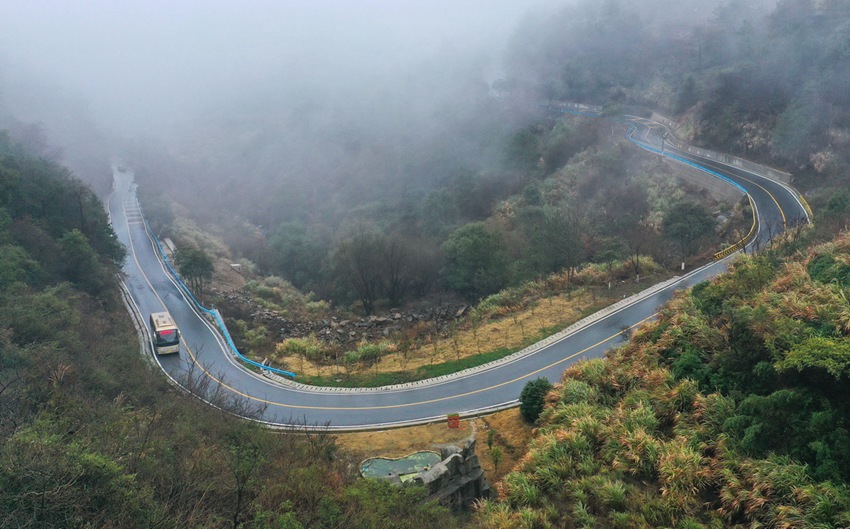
[150,311,180,354]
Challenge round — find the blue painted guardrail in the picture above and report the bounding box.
[624,124,749,195]
[545,104,749,195]
[547,104,757,257]
[144,219,296,378]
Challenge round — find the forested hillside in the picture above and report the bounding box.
[0,134,458,528]
[0,71,117,198]
[5,0,850,527]
[133,107,738,318]
[125,0,850,321]
[505,0,850,172]
[474,232,850,528]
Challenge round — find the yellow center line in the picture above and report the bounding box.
[117,167,659,415]
[118,115,799,427]
[176,123,790,416]
[630,119,789,228]
[119,170,662,413]
[136,121,797,420]
[690,156,787,229]
[178,312,657,411]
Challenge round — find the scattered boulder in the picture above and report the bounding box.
[212,286,469,346]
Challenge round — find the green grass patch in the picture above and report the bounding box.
[249,274,676,388]
[288,324,574,388]
[413,347,515,379]
[292,346,518,388]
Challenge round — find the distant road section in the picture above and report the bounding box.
[108,112,809,431]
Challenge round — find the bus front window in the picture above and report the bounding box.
[156,329,178,345]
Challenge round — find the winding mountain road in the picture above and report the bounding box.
[109,114,810,430]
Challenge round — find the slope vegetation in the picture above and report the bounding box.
[0,132,460,529]
[475,231,850,528]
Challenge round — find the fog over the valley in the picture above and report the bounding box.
[0,0,561,140]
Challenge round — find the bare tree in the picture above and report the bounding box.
[178,355,269,421]
[625,220,657,282]
[382,234,411,307]
[333,229,385,315]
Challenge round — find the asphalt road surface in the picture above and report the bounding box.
[108,116,809,430]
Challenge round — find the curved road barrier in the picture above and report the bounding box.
[144,219,296,379]
[108,110,810,430]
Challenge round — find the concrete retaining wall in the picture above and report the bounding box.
[414,437,490,511]
[375,436,490,511]
[651,112,792,184]
[661,155,744,204]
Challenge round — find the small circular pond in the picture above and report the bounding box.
[360,451,442,482]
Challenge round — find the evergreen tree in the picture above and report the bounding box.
[519,377,553,424]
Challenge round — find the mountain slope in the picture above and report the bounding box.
[474,231,850,528]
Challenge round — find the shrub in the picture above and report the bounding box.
[520,377,554,423]
[275,336,329,364]
[807,253,850,287]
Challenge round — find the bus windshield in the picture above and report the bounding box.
[156,329,179,345]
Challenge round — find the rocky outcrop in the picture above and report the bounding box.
[211,287,468,345]
[412,438,490,512]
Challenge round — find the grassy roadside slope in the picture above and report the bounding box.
[474,231,850,528]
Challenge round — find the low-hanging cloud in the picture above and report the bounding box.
[0,0,561,138]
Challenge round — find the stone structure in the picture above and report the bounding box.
[413,437,490,511]
[373,436,489,511]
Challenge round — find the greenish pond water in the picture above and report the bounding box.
[360,451,442,481]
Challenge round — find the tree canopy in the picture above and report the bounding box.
[441,222,510,302]
[0,132,461,529]
[662,201,716,260]
[519,377,554,424]
[175,246,214,300]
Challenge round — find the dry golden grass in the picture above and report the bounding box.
[478,408,535,483]
[336,408,534,485]
[336,418,475,463]
[275,289,618,379]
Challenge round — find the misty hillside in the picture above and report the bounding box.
[0,88,114,197]
[131,2,844,310]
[95,1,849,392]
[505,0,850,167]
[3,0,848,316]
[0,131,462,529]
[3,0,850,527]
